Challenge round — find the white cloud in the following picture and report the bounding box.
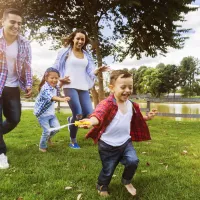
[31,41,59,78]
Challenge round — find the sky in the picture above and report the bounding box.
[31,1,200,77]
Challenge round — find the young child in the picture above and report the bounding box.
[34,67,70,152]
[79,70,157,197]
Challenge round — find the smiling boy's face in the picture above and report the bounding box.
[110,74,133,103]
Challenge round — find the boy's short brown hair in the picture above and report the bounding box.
[110,69,132,85]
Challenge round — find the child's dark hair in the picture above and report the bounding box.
[38,67,60,91]
[3,8,22,19]
[110,70,132,85]
[62,29,90,50]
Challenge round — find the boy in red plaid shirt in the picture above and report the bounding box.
[80,70,157,197]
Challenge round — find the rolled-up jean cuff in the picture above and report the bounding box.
[96,184,108,192]
[121,177,131,185]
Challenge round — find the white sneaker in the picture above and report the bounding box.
[0,153,9,169]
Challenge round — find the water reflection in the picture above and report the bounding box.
[139,103,200,121]
[22,101,200,121]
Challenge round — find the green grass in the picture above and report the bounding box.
[0,110,200,200]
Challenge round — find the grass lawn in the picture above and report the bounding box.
[0,110,200,200]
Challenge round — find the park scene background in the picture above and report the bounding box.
[0,0,200,200]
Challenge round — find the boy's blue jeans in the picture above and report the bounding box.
[63,88,93,140]
[0,87,21,154]
[38,115,60,149]
[97,139,139,191]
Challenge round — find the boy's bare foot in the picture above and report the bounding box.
[98,191,109,197]
[39,148,47,152]
[48,138,54,146]
[125,183,136,196]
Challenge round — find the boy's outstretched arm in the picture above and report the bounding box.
[79,117,99,128]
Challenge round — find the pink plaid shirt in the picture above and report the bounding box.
[0,28,32,96]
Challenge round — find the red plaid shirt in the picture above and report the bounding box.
[86,94,151,143]
[0,28,32,96]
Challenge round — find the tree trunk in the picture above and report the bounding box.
[93,34,105,101]
[83,0,105,107]
[91,86,99,108]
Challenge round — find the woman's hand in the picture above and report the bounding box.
[60,76,71,84]
[94,66,110,76]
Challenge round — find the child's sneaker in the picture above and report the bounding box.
[0,153,9,169]
[69,143,80,149]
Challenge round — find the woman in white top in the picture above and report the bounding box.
[53,29,109,149]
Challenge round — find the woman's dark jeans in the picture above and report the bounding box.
[0,87,21,154]
[63,88,93,140]
[97,139,139,191]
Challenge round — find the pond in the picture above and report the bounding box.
[22,101,200,121]
[139,102,200,121]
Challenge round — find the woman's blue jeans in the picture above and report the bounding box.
[38,115,60,149]
[0,87,21,154]
[97,139,139,191]
[63,88,93,140]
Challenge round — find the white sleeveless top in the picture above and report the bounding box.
[63,51,89,90]
[5,40,19,87]
[100,100,133,146]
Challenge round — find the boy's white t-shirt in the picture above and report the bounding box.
[63,51,89,90]
[5,40,19,87]
[100,100,133,146]
[40,88,57,117]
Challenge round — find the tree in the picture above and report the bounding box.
[134,66,148,94]
[179,56,200,96]
[158,64,180,97]
[0,0,197,104]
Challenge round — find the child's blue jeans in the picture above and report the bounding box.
[38,115,60,149]
[97,139,139,191]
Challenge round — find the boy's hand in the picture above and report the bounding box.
[78,119,92,129]
[147,108,157,120]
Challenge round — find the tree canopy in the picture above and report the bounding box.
[0,0,197,101]
[0,0,197,59]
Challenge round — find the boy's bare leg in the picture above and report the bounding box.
[125,183,136,196]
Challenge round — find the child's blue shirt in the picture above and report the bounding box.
[34,82,60,118]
